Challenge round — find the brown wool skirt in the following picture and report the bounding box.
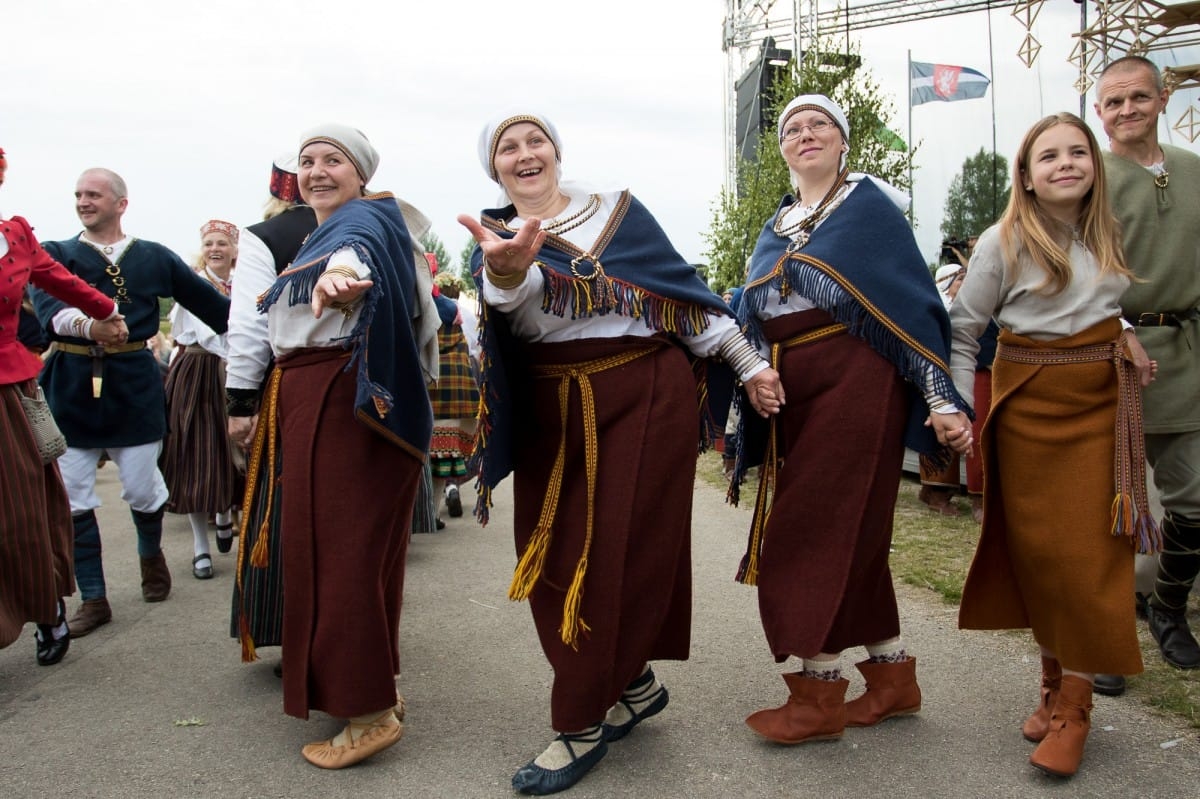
[162,348,239,514]
[514,336,695,732]
[276,349,422,719]
[0,380,74,648]
[754,310,908,660]
[959,319,1142,675]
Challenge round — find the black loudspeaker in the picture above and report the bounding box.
[734,38,792,165]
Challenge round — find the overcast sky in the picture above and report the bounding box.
[3,1,1197,274]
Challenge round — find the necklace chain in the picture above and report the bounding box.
[503,193,601,237]
[774,170,850,246]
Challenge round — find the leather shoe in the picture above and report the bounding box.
[67,598,112,638]
[215,523,234,554]
[301,714,403,769]
[36,599,70,666]
[192,554,214,580]
[512,733,608,795]
[1092,673,1125,696]
[445,485,463,518]
[1147,604,1200,669]
[140,552,172,602]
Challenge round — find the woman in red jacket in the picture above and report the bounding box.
[0,146,127,665]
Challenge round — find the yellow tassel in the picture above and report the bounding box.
[250,520,270,568]
[560,554,591,650]
[508,526,552,601]
[239,616,258,663]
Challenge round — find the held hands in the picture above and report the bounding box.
[311,271,373,319]
[91,314,128,346]
[228,415,258,452]
[743,368,785,418]
[456,214,546,277]
[927,410,974,456]
[1123,330,1157,387]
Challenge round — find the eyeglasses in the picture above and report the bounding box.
[781,119,835,141]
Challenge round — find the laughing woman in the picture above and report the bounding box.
[161,219,239,579]
[459,111,781,795]
[256,125,437,770]
[950,112,1157,778]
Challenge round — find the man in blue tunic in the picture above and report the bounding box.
[32,168,230,637]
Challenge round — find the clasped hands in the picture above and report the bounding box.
[928,411,974,456]
[91,313,128,347]
[744,369,785,418]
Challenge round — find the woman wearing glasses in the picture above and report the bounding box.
[729,94,972,745]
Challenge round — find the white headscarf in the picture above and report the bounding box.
[299,124,380,185]
[476,112,564,205]
[934,263,965,309]
[776,93,911,212]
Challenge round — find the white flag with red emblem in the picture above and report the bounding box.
[910,61,991,106]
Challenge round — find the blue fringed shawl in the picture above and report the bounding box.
[469,190,735,522]
[736,178,970,470]
[258,194,432,459]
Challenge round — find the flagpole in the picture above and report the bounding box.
[907,49,914,226]
[986,1,998,221]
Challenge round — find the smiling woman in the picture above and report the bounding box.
[458,110,781,795]
[253,124,440,771]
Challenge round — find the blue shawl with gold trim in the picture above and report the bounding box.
[737,178,969,468]
[258,194,432,458]
[469,190,734,521]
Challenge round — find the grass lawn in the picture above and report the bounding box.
[696,449,1200,728]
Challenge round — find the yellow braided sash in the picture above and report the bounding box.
[739,323,846,586]
[511,345,658,649]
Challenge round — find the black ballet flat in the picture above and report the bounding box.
[193,554,214,580]
[215,524,235,554]
[36,600,70,666]
[512,733,607,795]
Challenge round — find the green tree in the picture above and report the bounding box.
[458,237,478,284]
[419,232,451,275]
[704,38,914,293]
[940,148,1010,241]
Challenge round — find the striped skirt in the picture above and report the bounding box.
[162,347,239,514]
[0,380,74,649]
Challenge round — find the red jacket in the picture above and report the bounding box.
[1,216,115,384]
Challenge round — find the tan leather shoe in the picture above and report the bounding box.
[1022,656,1062,742]
[1030,675,1093,777]
[302,714,403,769]
[844,657,922,727]
[67,598,112,638]
[745,672,848,744]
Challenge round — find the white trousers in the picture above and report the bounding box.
[58,442,170,515]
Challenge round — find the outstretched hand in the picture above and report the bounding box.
[311,272,373,319]
[456,214,546,278]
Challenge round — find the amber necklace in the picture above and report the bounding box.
[502,193,601,237]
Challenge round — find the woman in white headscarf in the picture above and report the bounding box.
[730,94,973,746]
[459,111,781,795]
[255,124,438,770]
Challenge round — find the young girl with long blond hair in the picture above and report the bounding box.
[947,112,1158,779]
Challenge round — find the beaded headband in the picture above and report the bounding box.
[200,219,239,243]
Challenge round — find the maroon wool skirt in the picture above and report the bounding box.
[755,310,908,660]
[276,349,422,719]
[514,336,695,732]
[0,380,74,648]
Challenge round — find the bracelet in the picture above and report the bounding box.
[485,260,528,290]
[322,265,360,281]
[718,331,766,380]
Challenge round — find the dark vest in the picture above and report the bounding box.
[247,205,318,274]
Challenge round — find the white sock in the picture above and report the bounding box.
[188,513,211,558]
[533,725,602,770]
[865,637,907,663]
[802,655,842,681]
[215,509,234,533]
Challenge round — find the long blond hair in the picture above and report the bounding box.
[998,112,1129,294]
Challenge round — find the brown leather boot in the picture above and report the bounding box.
[745,672,848,744]
[1022,656,1062,742]
[844,657,922,727]
[1029,675,1093,777]
[66,598,112,638]
[140,552,172,602]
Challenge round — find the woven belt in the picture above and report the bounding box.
[997,336,1161,554]
[53,340,148,356]
[1126,309,1200,328]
